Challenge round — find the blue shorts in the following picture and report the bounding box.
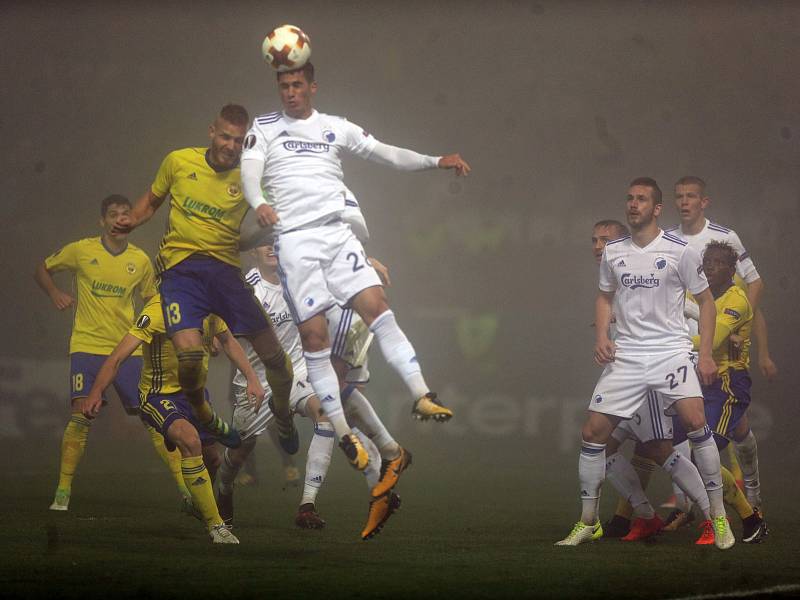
[159,255,270,337]
[139,389,216,452]
[70,352,142,413]
[673,368,752,449]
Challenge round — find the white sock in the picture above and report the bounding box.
[343,388,400,460]
[606,452,655,519]
[369,310,429,399]
[687,426,725,518]
[353,427,381,490]
[579,440,605,525]
[300,422,335,507]
[304,348,350,439]
[733,429,761,508]
[662,450,711,520]
[671,439,692,512]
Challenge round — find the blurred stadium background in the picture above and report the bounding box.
[1,2,799,597]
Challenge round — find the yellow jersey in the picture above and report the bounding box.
[129,294,227,397]
[692,284,752,374]
[45,237,156,355]
[151,148,249,274]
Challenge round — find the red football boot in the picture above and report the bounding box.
[621,515,664,541]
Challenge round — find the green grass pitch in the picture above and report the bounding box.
[2,431,797,599]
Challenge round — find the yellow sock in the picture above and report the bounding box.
[263,349,294,415]
[181,456,222,529]
[614,454,657,519]
[146,425,190,498]
[726,444,744,484]
[722,465,753,519]
[57,414,91,491]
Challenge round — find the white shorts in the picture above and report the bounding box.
[232,366,315,441]
[589,351,701,419]
[326,304,372,384]
[275,221,382,323]
[611,391,674,444]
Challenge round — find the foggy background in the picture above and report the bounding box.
[1,2,798,489]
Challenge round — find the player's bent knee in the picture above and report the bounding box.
[176,346,207,392]
[166,419,202,457]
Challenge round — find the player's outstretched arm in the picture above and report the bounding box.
[694,288,719,385]
[593,290,616,365]
[82,334,143,419]
[114,189,166,234]
[438,153,471,176]
[34,262,75,311]
[215,329,265,412]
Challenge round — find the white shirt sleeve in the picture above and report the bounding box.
[728,230,760,284]
[598,249,616,292]
[678,245,709,296]
[339,119,439,170]
[365,141,441,171]
[241,125,268,161]
[241,157,268,210]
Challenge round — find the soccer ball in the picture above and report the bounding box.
[262,25,312,72]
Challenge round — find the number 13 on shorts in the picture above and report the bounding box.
[167,302,181,326]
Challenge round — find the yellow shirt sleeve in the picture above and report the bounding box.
[151,152,176,199]
[139,259,157,300]
[129,296,166,344]
[691,289,750,351]
[44,240,81,273]
[208,315,229,337]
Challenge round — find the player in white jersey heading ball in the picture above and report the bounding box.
[556,177,734,549]
[240,62,470,470]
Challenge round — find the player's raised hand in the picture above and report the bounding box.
[50,289,75,311]
[697,354,718,386]
[369,256,391,287]
[255,204,279,228]
[438,153,471,176]
[81,392,103,419]
[593,337,616,365]
[112,213,135,234]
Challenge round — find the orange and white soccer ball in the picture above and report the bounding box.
[262,25,312,72]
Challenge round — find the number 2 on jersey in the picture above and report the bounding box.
[665,365,688,390]
[346,250,372,272]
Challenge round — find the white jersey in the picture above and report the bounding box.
[599,230,708,355]
[242,110,377,234]
[233,267,304,388]
[665,218,759,284]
